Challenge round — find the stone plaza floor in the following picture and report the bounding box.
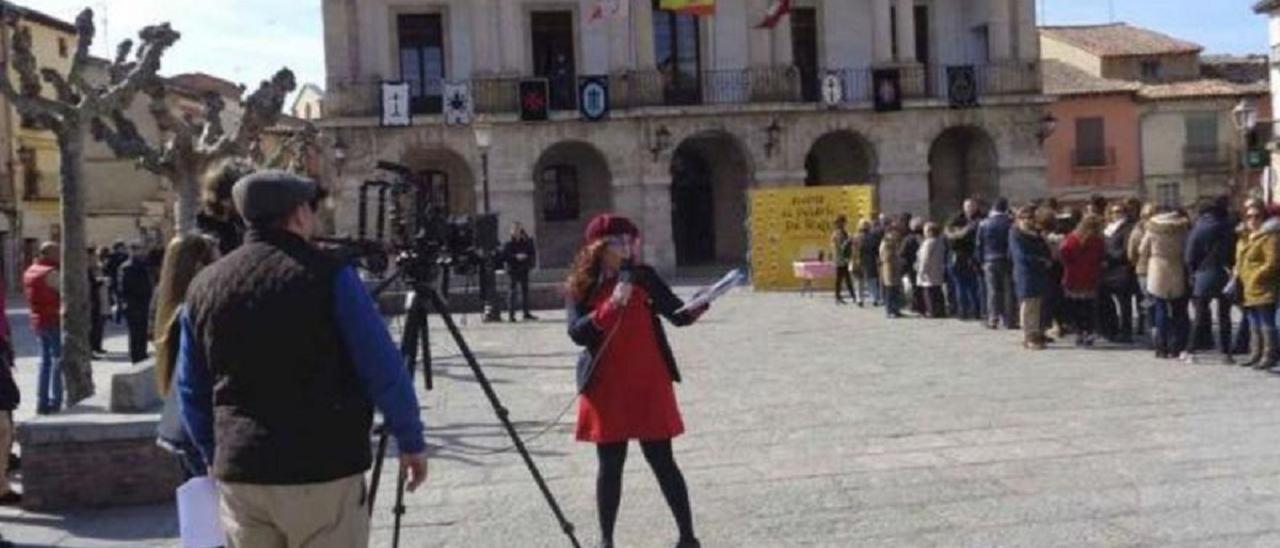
[8,288,1280,546]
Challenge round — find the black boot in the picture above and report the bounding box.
[675,538,701,548]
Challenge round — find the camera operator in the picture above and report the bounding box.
[178,172,428,547]
[502,222,539,322]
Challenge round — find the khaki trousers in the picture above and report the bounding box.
[0,411,10,495]
[218,473,369,548]
[1021,298,1043,342]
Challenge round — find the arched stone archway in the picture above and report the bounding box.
[669,131,753,266]
[928,126,998,220]
[533,140,613,267]
[804,130,878,188]
[400,147,477,215]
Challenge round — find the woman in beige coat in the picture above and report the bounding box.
[1139,209,1192,359]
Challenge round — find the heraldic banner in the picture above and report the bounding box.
[660,0,716,15]
[749,185,876,291]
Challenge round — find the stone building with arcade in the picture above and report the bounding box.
[321,0,1050,272]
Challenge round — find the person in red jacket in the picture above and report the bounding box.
[1060,214,1106,346]
[23,242,62,414]
[566,214,708,548]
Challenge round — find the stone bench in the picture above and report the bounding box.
[16,410,183,511]
[16,361,180,511]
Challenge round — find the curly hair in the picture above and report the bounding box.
[565,240,609,304]
[201,157,256,218]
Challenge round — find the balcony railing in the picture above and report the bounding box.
[326,62,1039,118]
[1183,145,1232,169]
[1072,147,1117,170]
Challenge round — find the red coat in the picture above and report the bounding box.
[575,281,685,443]
[23,260,60,331]
[1060,232,1105,294]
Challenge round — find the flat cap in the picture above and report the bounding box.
[232,170,319,225]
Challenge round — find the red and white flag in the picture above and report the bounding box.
[588,0,630,24]
[756,0,792,29]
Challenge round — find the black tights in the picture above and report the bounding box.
[596,440,694,544]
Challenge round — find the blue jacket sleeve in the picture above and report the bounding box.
[176,308,216,467]
[332,267,427,455]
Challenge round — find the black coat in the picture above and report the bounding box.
[1184,212,1236,297]
[567,265,697,393]
[502,236,538,277]
[0,355,17,412]
[1102,219,1138,292]
[120,259,153,317]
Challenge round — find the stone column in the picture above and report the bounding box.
[1015,0,1039,61]
[634,0,657,69]
[499,1,524,73]
[894,0,916,63]
[872,0,894,65]
[988,0,1014,61]
[470,0,498,74]
[772,13,794,66]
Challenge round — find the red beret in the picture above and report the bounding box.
[584,213,640,243]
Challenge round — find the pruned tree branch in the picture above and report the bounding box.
[0,24,69,125]
[198,92,226,149]
[98,23,180,112]
[40,68,79,105]
[110,39,136,85]
[214,68,296,158]
[91,110,169,174]
[67,8,95,96]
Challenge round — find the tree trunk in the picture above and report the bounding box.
[175,162,198,234]
[58,123,94,405]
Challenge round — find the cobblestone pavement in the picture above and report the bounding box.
[8,289,1280,546]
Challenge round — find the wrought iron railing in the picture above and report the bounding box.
[1072,147,1117,170]
[327,62,1039,118]
[1183,145,1232,169]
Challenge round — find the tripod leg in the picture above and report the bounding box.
[422,294,433,392]
[392,464,408,548]
[367,429,389,516]
[424,288,582,548]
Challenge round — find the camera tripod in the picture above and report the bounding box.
[364,270,581,548]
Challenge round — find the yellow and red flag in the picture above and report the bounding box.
[660,0,716,16]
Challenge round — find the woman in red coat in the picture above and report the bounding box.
[1060,213,1106,346]
[567,214,707,548]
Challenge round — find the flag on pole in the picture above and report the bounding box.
[755,0,792,29]
[588,0,629,24]
[660,0,716,16]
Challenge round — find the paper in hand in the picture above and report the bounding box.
[677,268,746,314]
[177,476,225,548]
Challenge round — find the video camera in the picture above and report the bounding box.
[320,160,499,285]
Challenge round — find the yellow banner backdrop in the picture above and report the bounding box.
[749,185,876,291]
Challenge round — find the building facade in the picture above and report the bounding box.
[1041,24,1269,208]
[1041,59,1141,203]
[291,83,326,120]
[1254,0,1280,194]
[321,0,1050,271]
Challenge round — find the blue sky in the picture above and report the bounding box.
[31,0,1270,102]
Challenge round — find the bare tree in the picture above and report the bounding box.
[93,69,297,233]
[0,9,179,405]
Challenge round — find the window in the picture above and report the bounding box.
[653,0,702,105]
[397,14,445,115]
[1074,117,1107,167]
[16,147,38,200]
[531,11,577,111]
[791,8,819,103]
[540,165,580,222]
[1156,183,1181,208]
[57,37,69,58]
[1184,112,1220,166]
[1140,59,1161,82]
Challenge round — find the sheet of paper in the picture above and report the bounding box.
[677,268,746,313]
[177,476,225,548]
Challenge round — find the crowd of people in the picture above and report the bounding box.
[831,193,1278,367]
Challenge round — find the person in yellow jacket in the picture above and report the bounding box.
[1234,205,1280,370]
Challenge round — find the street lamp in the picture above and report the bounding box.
[1035,113,1058,145]
[763,119,783,158]
[474,123,494,214]
[331,138,348,175]
[1233,98,1259,199]
[649,125,672,162]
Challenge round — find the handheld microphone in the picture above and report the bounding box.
[618,258,635,284]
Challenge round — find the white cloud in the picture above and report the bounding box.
[31,0,324,96]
